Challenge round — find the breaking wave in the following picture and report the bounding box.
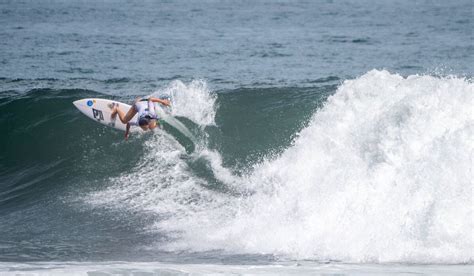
[85,70,473,264]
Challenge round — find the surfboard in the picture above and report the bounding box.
[73,98,193,136]
[73,98,136,131]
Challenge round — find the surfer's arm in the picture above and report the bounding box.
[149,97,171,106]
[126,121,139,139]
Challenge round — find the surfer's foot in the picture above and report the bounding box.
[109,103,118,119]
[108,102,118,109]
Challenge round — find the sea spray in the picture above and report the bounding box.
[151,80,217,126]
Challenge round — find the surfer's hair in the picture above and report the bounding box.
[138,116,151,126]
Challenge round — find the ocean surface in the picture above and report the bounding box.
[0,0,473,275]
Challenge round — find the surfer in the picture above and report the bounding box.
[110,97,171,139]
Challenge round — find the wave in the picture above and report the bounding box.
[1,72,471,263]
[0,88,117,210]
[84,70,473,264]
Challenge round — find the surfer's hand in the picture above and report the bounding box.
[162,99,171,106]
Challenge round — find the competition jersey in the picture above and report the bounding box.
[129,100,157,126]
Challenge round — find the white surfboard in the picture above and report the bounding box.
[73,98,197,149]
[73,98,196,145]
[73,98,136,131]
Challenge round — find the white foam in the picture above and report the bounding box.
[152,79,217,126]
[162,70,473,263]
[87,70,474,264]
[87,132,227,215]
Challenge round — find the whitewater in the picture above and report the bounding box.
[85,70,473,264]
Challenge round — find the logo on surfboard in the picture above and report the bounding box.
[92,108,104,121]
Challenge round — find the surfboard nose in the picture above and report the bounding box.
[72,100,82,109]
[72,99,92,109]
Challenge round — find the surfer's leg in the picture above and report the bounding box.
[111,105,137,124]
[123,106,137,123]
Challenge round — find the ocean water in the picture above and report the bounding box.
[0,0,472,275]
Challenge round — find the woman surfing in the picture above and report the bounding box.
[110,97,171,140]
